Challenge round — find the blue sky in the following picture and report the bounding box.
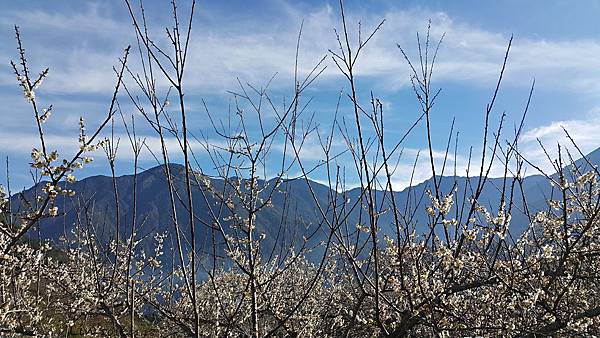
[1,0,600,190]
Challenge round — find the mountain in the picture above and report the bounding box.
[11,164,328,257]
[11,147,600,259]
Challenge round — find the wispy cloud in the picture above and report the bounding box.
[2,1,600,191]
[518,108,600,174]
[0,125,229,161]
[4,2,600,97]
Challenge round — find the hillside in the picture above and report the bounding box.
[12,147,600,256]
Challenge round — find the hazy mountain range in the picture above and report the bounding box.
[11,147,600,257]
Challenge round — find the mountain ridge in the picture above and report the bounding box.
[11,146,600,257]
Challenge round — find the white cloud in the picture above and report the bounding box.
[0,131,220,163]
[0,4,121,34]
[518,112,600,174]
[3,1,600,191]
[3,2,600,98]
